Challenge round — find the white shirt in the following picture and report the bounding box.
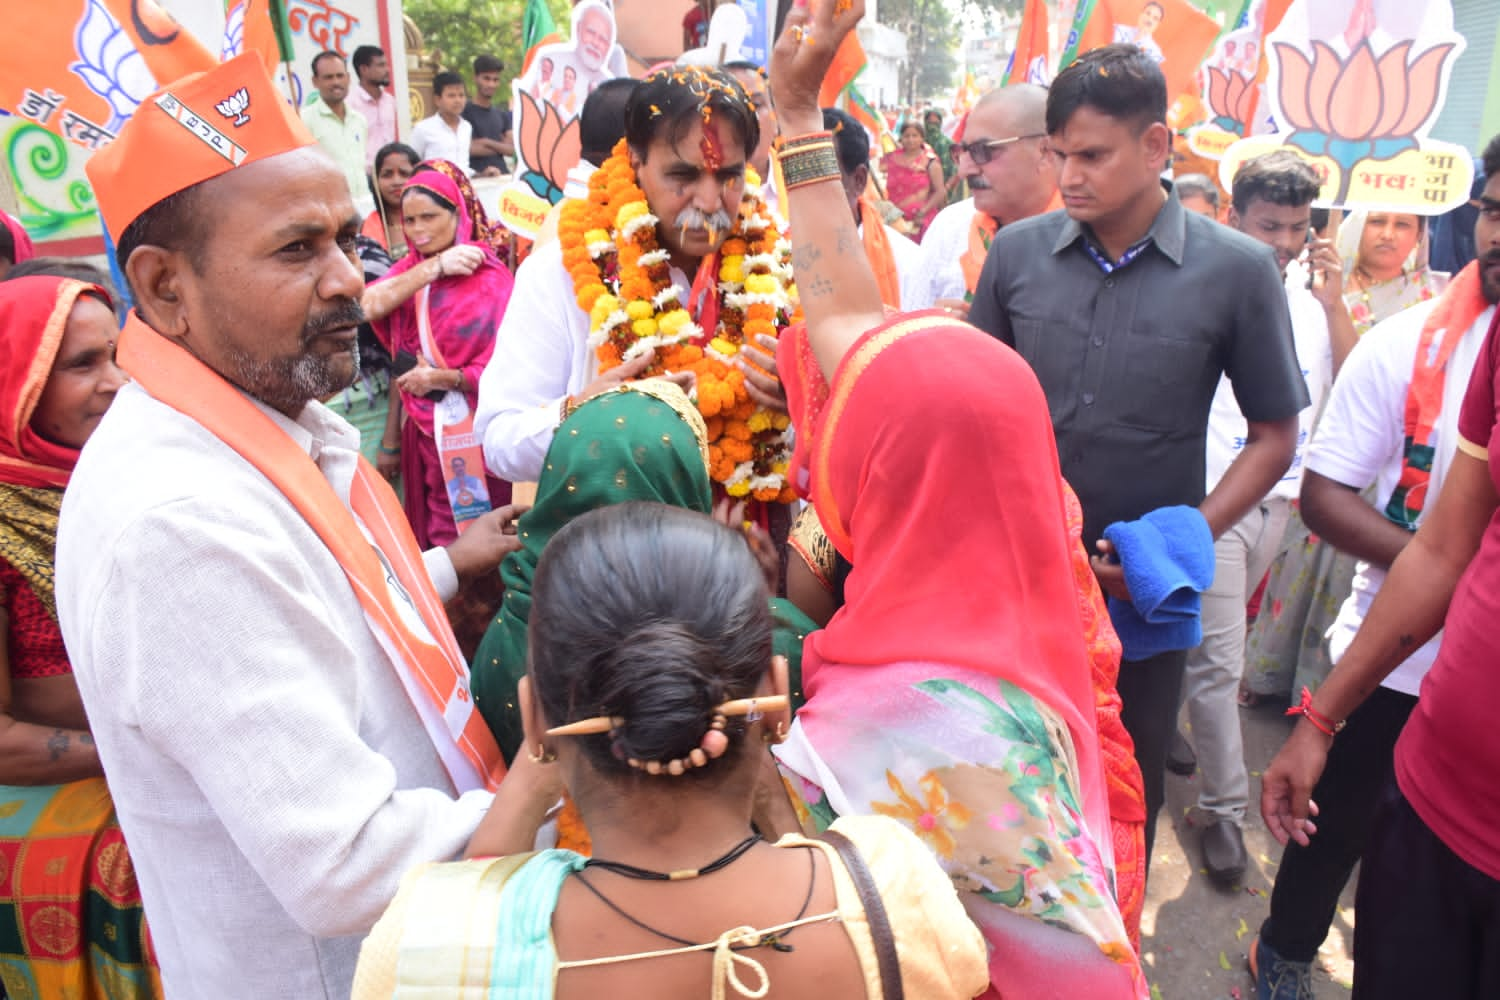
[410,114,473,175]
[1204,263,1332,499]
[476,240,697,482]
[55,381,491,998]
[1306,299,1493,695]
[910,198,977,310]
[859,219,924,311]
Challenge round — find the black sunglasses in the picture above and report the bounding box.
[952,134,1046,165]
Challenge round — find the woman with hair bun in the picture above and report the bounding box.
[353,501,987,999]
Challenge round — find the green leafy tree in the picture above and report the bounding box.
[878,0,966,105]
[405,0,571,81]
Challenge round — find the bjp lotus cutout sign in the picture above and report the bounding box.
[1218,0,1473,213]
[500,0,627,238]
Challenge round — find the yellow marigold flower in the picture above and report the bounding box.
[632,318,658,337]
[772,461,789,476]
[747,411,772,433]
[726,480,751,497]
[584,228,611,246]
[626,300,655,321]
[744,274,778,296]
[719,257,745,284]
[616,201,650,228]
[658,309,691,335]
[772,414,791,431]
[709,337,739,356]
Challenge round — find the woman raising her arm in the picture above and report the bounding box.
[768,2,1145,995]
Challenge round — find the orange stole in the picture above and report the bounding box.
[958,192,1064,297]
[117,317,505,793]
[860,193,904,310]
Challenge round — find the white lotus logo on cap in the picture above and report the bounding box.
[216,88,251,127]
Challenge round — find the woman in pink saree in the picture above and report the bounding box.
[364,161,514,547]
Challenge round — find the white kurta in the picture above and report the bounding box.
[55,381,491,999]
[910,197,978,310]
[475,238,693,483]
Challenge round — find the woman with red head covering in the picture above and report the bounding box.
[0,211,35,278]
[766,4,1146,997]
[363,160,515,549]
[0,275,159,996]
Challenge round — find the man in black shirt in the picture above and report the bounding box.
[968,44,1308,867]
[463,54,513,177]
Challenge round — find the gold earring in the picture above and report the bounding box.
[527,743,557,765]
[761,721,788,746]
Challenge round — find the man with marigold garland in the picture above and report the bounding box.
[476,67,799,504]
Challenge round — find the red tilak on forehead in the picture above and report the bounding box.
[700,107,724,171]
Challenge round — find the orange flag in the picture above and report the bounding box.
[818,33,867,109]
[1004,0,1052,85]
[1065,0,1218,100]
[235,0,296,73]
[1242,0,1295,131]
[1,0,216,151]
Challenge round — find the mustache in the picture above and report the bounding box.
[303,299,366,342]
[1482,250,1500,267]
[674,207,733,233]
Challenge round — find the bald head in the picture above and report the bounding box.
[957,84,1055,225]
[971,84,1047,137]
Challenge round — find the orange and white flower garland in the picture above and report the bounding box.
[560,140,799,502]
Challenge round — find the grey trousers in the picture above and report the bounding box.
[1181,496,1293,823]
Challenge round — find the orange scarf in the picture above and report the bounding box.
[117,315,505,793]
[1385,261,1490,526]
[959,209,998,298]
[958,191,1063,297]
[859,193,903,311]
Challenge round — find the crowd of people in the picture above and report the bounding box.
[2,0,1499,998]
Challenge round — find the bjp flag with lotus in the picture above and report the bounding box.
[1,0,216,151]
[1062,0,1219,100]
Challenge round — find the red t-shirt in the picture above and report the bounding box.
[1396,309,1500,879]
[683,6,708,48]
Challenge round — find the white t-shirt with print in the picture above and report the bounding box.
[1305,298,1494,695]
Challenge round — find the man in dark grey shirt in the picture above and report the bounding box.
[968,44,1308,865]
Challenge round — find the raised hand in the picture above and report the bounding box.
[769,0,867,134]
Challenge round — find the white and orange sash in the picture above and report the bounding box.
[118,314,504,793]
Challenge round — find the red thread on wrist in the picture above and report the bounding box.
[1285,686,1345,736]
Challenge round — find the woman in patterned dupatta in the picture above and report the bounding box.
[767,4,1144,997]
[0,275,159,999]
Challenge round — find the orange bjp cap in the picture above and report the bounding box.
[86,52,316,240]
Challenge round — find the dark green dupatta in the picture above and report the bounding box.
[472,384,714,761]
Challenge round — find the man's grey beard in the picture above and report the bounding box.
[224,338,358,415]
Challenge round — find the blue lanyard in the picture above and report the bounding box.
[1082,236,1152,274]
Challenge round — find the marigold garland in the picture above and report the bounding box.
[560,139,799,503]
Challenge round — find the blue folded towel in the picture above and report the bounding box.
[1102,506,1216,661]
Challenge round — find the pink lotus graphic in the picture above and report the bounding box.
[514,91,581,205]
[1274,39,1454,197]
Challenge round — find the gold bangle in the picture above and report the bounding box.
[778,145,841,189]
[776,130,834,152]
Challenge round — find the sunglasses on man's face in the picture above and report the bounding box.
[951,134,1046,165]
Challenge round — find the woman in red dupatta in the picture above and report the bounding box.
[0,275,161,998]
[365,160,515,548]
[767,5,1145,997]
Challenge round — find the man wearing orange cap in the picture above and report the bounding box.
[53,53,520,998]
